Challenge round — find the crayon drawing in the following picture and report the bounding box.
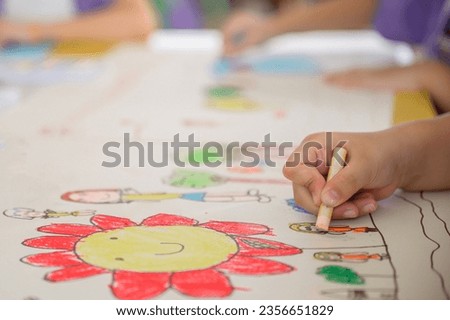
[394,193,450,299]
[21,213,301,299]
[0,42,53,60]
[289,222,377,235]
[166,169,289,189]
[212,55,320,77]
[61,188,272,204]
[206,85,261,112]
[3,208,96,220]
[0,33,449,301]
[286,199,312,214]
[313,252,388,263]
[317,265,365,285]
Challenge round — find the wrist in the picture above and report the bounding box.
[265,13,288,38]
[390,119,432,190]
[4,22,45,42]
[265,4,311,37]
[415,61,445,92]
[26,24,44,42]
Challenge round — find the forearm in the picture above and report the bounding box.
[266,0,378,37]
[420,61,450,113]
[396,114,450,191]
[32,0,156,42]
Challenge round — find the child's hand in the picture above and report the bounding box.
[324,65,425,91]
[0,20,39,44]
[0,21,12,44]
[221,10,269,56]
[324,62,450,113]
[283,131,405,219]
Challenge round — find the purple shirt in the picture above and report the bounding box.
[75,0,114,13]
[374,0,449,63]
[0,0,114,15]
[169,0,204,29]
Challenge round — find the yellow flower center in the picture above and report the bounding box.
[75,226,238,272]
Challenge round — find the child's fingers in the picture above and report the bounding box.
[367,184,399,201]
[221,12,260,56]
[292,184,320,214]
[222,29,241,54]
[225,41,248,56]
[331,193,378,219]
[320,158,371,208]
[283,164,326,207]
[324,69,389,90]
[324,70,366,88]
[284,135,331,206]
[324,68,407,91]
[223,31,251,56]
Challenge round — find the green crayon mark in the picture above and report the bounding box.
[187,149,224,165]
[317,265,364,285]
[208,86,241,98]
[167,170,227,189]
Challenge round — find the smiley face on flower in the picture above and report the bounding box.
[22,213,301,299]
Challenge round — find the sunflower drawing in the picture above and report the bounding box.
[22,213,302,299]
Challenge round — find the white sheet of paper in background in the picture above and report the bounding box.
[0,85,22,110]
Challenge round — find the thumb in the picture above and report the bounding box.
[320,159,371,207]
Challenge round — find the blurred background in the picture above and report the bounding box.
[149,0,312,29]
[151,0,230,29]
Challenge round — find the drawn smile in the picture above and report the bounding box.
[155,242,185,255]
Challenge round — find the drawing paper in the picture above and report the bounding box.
[0,31,447,300]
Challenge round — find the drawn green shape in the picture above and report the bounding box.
[208,86,240,98]
[167,170,227,189]
[317,265,364,285]
[187,149,224,165]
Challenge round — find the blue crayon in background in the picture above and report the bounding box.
[0,42,54,60]
[232,31,247,45]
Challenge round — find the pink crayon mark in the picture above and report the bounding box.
[183,119,220,127]
[228,167,263,174]
[274,109,287,119]
[227,177,290,185]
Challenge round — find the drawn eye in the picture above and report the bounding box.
[115,257,124,261]
[110,237,119,240]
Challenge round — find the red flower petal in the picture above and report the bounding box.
[46,263,107,282]
[200,221,272,236]
[218,255,294,275]
[38,224,100,237]
[22,251,82,267]
[140,213,198,227]
[171,269,233,298]
[92,215,136,230]
[22,236,80,250]
[111,271,170,300]
[236,237,302,257]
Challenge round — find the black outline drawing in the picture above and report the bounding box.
[396,194,450,299]
[421,192,450,237]
[368,214,399,300]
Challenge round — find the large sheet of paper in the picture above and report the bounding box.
[0,31,448,300]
